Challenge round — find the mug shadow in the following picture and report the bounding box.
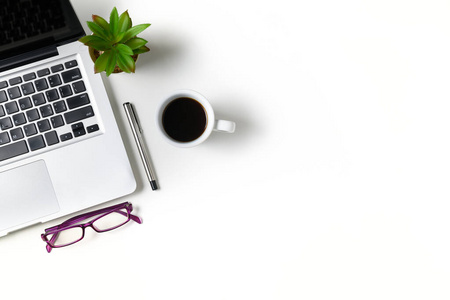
[205,95,257,150]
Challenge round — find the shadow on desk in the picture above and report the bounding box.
[134,31,185,73]
[100,77,148,194]
[206,95,258,151]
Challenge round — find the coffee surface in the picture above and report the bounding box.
[162,97,207,142]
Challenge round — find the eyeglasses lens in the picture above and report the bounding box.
[92,208,130,232]
[48,227,84,247]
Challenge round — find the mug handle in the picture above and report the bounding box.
[213,119,236,133]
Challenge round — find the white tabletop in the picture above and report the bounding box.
[2,0,450,299]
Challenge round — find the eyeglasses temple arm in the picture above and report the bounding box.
[45,203,142,233]
[46,244,53,253]
[113,209,142,224]
[41,232,58,253]
[49,202,130,230]
[130,213,143,224]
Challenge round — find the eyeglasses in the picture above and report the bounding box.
[41,202,142,253]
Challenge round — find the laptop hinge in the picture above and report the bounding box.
[0,46,59,73]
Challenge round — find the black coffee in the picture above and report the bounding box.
[162,97,207,142]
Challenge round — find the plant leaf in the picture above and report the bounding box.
[115,44,134,56]
[79,35,111,51]
[121,24,150,43]
[78,35,94,45]
[109,7,119,36]
[87,21,110,41]
[118,10,132,32]
[92,15,110,31]
[116,51,135,73]
[94,51,111,73]
[105,50,117,76]
[125,38,147,50]
[111,32,125,44]
[133,45,150,55]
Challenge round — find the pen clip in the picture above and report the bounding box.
[127,102,143,133]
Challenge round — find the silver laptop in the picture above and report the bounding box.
[0,0,136,236]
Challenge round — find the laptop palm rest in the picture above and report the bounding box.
[0,160,60,232]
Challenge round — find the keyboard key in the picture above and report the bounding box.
[21,82,35,95]
[0,91,7,103]
[12,113,26,126]
[72,122,86,137]
[62,68,82,83]
[87,124,100,133]
[65,60,78,69]
[18,97,32,110]
[72,81,86,93]
[28,135,46,151]
[0,81,8,89]
[64,106,94,124]
[67,93,90,109]
[0,132,10,145]
[60,132,73,142]
[24,124,37,136]
[0,106,5,117]
[7,86,21,99]
[45,89,59,102]
[23,72,36,81]
[0,140,29,161]
[37,119,51,132]
[26,108,40,122]
[10,128,24,141]
[59,85,72,97]
[71,122,84,130]
[5,102,19,114]
[51,115,64,128]
[37,68,50,77]
[48,74,62,87]
[0,117,12,130]
[40,104,54,117]
[53,100,67,113]
[35,78,48,91]
[32,93,46,106]
[51,64,64,73]
[44,131,59,146]
[9,77,22,85]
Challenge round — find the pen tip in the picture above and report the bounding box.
[150,180,158,190]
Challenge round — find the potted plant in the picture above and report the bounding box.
[79,7,150,76]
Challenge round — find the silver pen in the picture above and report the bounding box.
[123,102,158,190]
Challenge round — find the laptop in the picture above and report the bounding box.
[0,0,136,236]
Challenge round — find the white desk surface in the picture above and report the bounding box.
[2,0,450,299]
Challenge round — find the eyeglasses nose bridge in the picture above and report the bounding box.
[85,221,102,233]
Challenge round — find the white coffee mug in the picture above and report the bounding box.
[156,90,235,147]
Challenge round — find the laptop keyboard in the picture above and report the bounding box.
[0,0,65,45]
[0,57,101,163]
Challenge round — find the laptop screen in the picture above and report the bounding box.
[0,0,85,63]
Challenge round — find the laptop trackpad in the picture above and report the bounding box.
[0,160,60,232]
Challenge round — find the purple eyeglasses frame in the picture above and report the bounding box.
[41,202,142,253]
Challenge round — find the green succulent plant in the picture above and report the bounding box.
[79,7,150,76]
